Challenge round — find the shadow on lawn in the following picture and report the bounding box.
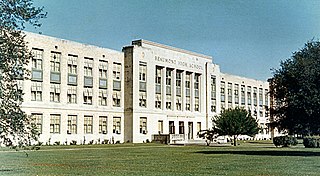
[196,150,320,157]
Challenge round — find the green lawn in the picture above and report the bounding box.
[0,142,320,176]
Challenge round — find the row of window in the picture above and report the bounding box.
[32,114,121,134]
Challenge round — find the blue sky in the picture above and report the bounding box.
[26,0,320,81]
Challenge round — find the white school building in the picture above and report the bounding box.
[20,32,274,145]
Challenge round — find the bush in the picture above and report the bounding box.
[303,136,320,148]
[273,136,298,147]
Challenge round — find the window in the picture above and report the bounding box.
[227,83,232,103]
[50,114,60,134]
[31,113,42,134]
[265,89,269,107]
[139,92,147,108]
[99,89,108,106]
[113,63,121,90]
[155,66,162,108]
[186,97,191,111]
[99,61,108,89]
[67,86,77,104]
[99,116,107,134]
[166,95,172,110]
[179,121,184,134]
[194,74,200,112]
[67,115,77,134]
[241,85,245,105]
[176,97,182,111]
[31,49,43,81]
[113,117,121,134]
[67,55,78,85]
[185,72,191,97]
[247,86,252,105]
[169,121,175,134]
[84,58,93,87]
[139,62,147,92]
[112,91,121,107]
[259,88,263,107]
[176,71,182,96]
[50,52,61,83]
[235,84,239,104]
[84,116,93,134]
[221,81,225,102]
[158,120,163,134]
[31,82,42,101]
[83,88,93,105]
[155,94,161,109]
[140,117,147,134]
[197,122,201,133]
[50,83,60,102]
[253,87,258,106]
[211,76,216,100]
[211,100,216,112]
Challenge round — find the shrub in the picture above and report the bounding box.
[70,140,77,145]
[303,136,320,148]
[273,136,298,147]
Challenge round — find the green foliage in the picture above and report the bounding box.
[303,136,320,148]
[273,135,298,147]
[271,40,320,135]
[0,0,46,147]
[213,107,260,146]
[198,129,217,146]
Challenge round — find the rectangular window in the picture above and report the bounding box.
[253,87,257,106]
[84,116,93,134]
[67,115,77,134]
[197,122,201,133]
[113,63,121,90]
[158,120,163,134]
[83,88,93,105]
[99,60,108,89]
[211,76,216,100]
[241,85,245,105]
[176,97,182,111]
[166,95,172,110]
[265,89,269,107]
[31,113,42,134]
[140,117,147,134]
[176,70,182,96]
[113,117,121,134]
[247,86,252,105]
[166,68,172,110]
[194,74,200,112]
[50,114,60,134]
[50,52,61,83]
[31,49,43,81]
[259,88,263,107]
[235,84,239,104]
[227,82,232,103]
[211,100,216,112]
[221,81,225,102]
[68,55,78,85]
[84,58,93,87]
[169,121,175,134]
[139,92,147,108]
[155,94,161,109]
[186,97,191,111]
[99,89,108,106]
[185,72,191,97]
[99,116,108,134]
[67,86,77,104]
[139,62,147,92]
[112,91,121,107]
[31,82,42,101]
[179,121,184,134]
[50,83,60,102]
[155,66,162,94]
[195,98,199,112]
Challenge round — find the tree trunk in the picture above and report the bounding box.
[233,136,237,146]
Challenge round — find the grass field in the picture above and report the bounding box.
[1,141,320,176]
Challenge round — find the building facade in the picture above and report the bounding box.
[21,32,272,144]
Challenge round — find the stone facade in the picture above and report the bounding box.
[21,32,272,144]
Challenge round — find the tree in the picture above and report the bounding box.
[213,107,259,146]
[0,0,46,147]
[271,40,320,136]
[197,129,217,146]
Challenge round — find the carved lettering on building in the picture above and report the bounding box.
[154,56,203,70]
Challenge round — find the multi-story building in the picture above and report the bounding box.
[21,32,271,144]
